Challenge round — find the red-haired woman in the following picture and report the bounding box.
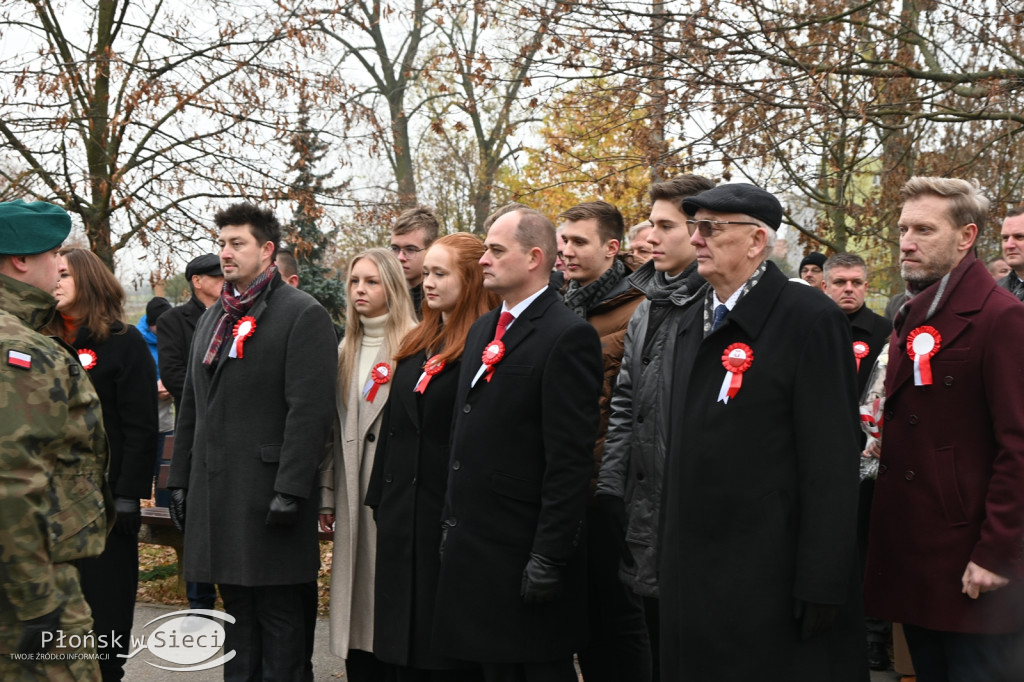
[365,233,498,681]
[52,247,158,680]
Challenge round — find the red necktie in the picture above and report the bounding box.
[495,311,514,340]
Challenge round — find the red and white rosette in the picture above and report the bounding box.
[414,354,446,394]
[717,342,753,404]
[482,340,506,383]
[852,341,870,372]
[363,362,392,402]
[229,316,257,359]
[78,348,98,371]
[906,325,941,386]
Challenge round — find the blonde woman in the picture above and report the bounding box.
[320,247,416,681]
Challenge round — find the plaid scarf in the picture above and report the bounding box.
[203,265,278,368]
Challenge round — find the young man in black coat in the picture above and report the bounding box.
[434,207,603,682]
[659,184,868,681]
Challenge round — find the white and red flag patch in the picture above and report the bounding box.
[7,349,32,369]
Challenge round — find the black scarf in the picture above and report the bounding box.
[563,258,627,319]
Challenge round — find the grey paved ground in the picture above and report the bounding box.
[124,602,899,681]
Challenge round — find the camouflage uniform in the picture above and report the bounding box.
[0,272,113,681]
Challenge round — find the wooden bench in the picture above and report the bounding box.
[140,435,335,592]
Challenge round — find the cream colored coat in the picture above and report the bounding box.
[320,340,392,659]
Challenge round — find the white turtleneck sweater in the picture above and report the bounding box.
[356,313,388,391]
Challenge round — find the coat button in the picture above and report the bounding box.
[446,517,458,527]
[944,376,954,386]
[389,430,396,437]
[879,464,887,474]
[411,477,417,486]
[884,408,895,420]
[642,357,651,365]
[463,404,471,414]
[908,415,918,425]
[636,415,645,424]
[636,471,645,481]
[384,474,393,483]
[905,470,916,480]
[452,460,461,470]
[367,433,376,442]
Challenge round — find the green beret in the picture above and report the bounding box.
[0,200,72,256]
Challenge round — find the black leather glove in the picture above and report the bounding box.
[18,603,64,655]
[169,488,187,532]
[113,496,141,536]
[266,492,301,527]
[520,553,565,605]
[596,494,635,568]
[793,599,839,640]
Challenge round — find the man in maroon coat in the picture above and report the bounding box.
[865,177,1024,680]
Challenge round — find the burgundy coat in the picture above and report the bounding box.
[864,257,1024,633]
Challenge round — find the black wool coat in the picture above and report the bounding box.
[848,303,892,397]
[365,350,469,670]
[659,262,868,682]
[167,275,337,586]
[156,296,205,411]
[73,322,159,498]
[433,288,603,662]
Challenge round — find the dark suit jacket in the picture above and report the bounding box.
[865,258,1024,633]
[996,271,1024,302]
[366,350,468,669]
[660,262,866,681]
[157,296,206,411]
[848,304,892,397]
[433,287,603,662]
[167,275,337,586]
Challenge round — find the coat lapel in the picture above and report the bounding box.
[886,259,991,398]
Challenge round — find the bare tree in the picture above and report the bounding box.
[0,0,328,270]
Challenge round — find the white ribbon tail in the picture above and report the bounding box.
[913,354,923,386]
[717,371,731,404]
[228,334,241,358]
[470,363,487,388]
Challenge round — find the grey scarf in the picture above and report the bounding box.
[563,258,628,318]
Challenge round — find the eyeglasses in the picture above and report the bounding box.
[685,219,762,238]
[390,244,425,257]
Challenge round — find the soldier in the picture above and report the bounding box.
[0,200,113,681]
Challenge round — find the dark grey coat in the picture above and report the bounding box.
[167,275,337,585]
[596,260,704,597]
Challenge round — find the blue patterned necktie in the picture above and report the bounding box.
[712,304,728,331]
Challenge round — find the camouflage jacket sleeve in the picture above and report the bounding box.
[1,328,110,621]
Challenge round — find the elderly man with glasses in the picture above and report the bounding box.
[657,184,868,680]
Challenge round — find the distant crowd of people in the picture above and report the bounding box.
[3,172,1024,682]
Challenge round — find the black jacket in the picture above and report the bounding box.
[72,323,159,498]
[366,350,470,669]
[433,288,603,661]
[596,259,705,597]
[847,304,892,397]
[157,296,206,410]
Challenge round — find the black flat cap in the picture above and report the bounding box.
[0,200,71,255]
[681,183,782,230]
[185,253,222,280]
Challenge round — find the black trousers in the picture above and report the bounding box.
[76,528,138,681]
[577,506,653,682]
[219,583,315,682]
[903,625,1024,682]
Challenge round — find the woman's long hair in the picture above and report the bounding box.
[395,233,499,366]
[54,247,126,343]
[338,247,416,403]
